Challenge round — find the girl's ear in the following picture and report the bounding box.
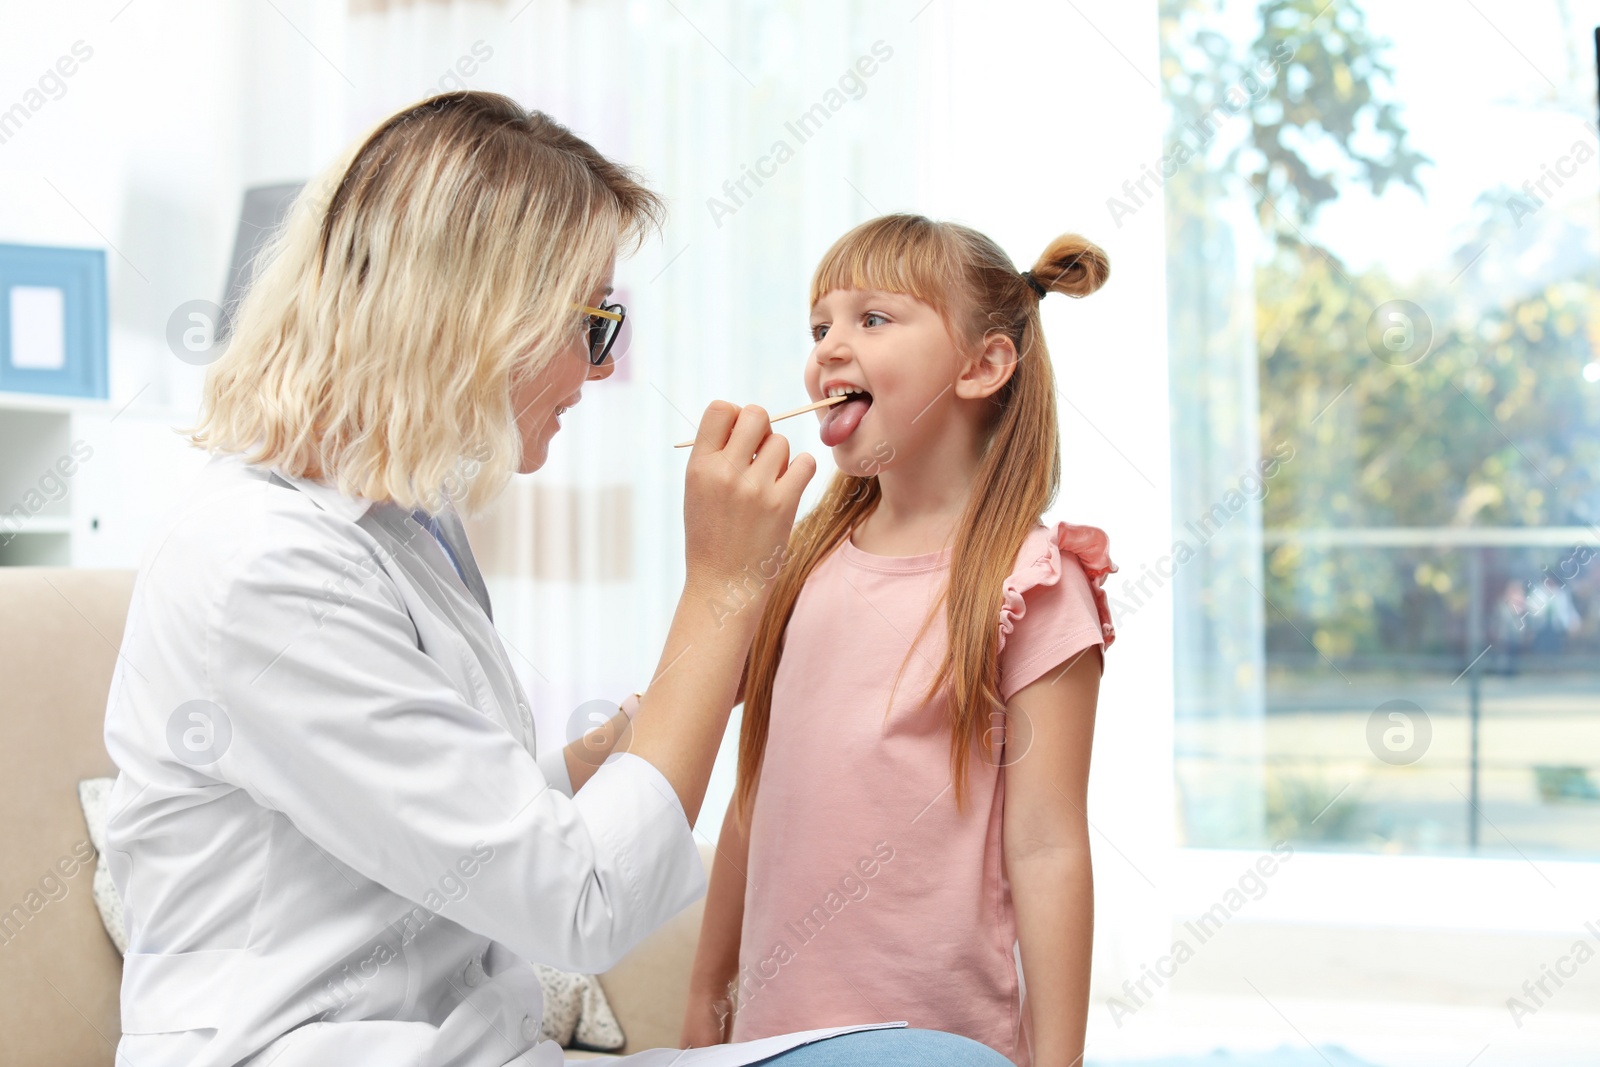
[953,332,1019,401]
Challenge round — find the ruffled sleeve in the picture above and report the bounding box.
[996,521,1117,703]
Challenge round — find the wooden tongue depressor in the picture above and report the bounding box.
[673,394,850,448]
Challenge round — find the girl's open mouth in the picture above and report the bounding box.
[819,388,872,447]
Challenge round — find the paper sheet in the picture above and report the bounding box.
[565,1021,909,1066]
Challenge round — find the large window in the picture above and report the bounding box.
[1164,0,1600,857]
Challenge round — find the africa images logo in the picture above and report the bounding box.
[166,700,232,765]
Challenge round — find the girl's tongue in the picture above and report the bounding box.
[820,393,871,447]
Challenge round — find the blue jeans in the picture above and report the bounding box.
[753,1028,1015,1066]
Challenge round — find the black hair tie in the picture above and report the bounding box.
[1020,270,1049,300]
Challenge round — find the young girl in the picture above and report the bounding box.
[680,215,1117,1066]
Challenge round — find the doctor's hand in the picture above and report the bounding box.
[682,400,815,612]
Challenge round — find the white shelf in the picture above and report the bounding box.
[0,389,194,424]
[2,516,72,534]
[0,390,112,414]
[0,393,210,568]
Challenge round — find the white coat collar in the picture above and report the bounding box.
[262,459,494,620]
[268,467,375,523]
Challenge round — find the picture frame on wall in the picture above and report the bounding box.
[0,243,108,400]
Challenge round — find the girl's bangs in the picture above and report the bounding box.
[809,221,955,315]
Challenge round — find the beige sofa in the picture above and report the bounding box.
[0,568,706,1065]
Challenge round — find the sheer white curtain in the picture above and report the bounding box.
[335,0,1172,1007]
[338,0,925,816]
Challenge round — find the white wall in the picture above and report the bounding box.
[0,0,371,407]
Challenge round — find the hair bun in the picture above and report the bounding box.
[1030,234,1109,298]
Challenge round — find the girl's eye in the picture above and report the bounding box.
[863,312,888,328]
[810,323,829,342]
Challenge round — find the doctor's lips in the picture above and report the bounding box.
[671,394,852,448]
[552,392,581,426]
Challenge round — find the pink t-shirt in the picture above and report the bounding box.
[729,521,1116,1065]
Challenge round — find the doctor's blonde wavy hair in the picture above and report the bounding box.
[190,92,662,515]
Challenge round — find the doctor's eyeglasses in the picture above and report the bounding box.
[575,302,626,366]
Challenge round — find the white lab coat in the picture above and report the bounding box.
[103,452,895,1067]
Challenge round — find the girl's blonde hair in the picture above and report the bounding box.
[734,214,1109,825]
[189,91,662,514]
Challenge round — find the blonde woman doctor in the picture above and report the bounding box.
[103,94,1010,1067]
